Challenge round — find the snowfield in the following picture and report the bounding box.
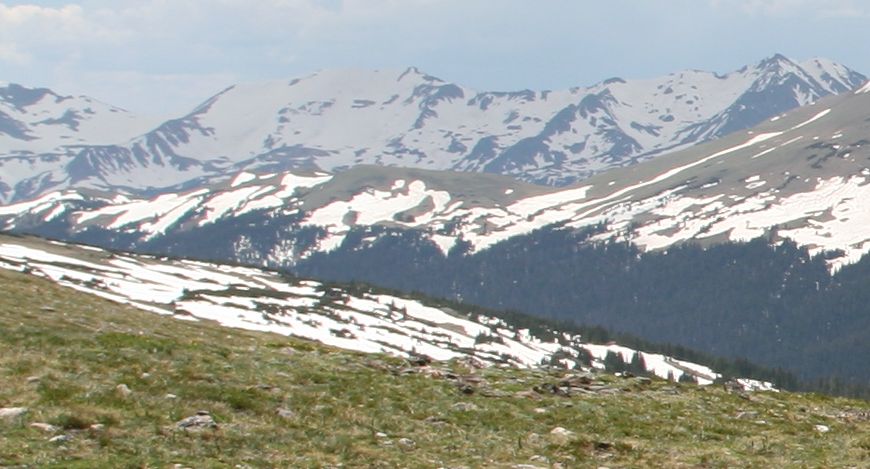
[0,235,773,390]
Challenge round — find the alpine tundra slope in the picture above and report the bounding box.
[0,233,775,389]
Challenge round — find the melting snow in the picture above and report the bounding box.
[0,236,769,388]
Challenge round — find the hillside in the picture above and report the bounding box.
[0,234,784,387]
[1,266,869,467]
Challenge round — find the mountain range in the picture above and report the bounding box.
[3,54,870,393]
[7,84,870,271]
[0,54,864,203]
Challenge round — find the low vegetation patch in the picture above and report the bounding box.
[0,268,868,467]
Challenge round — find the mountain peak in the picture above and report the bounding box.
[756,53,797,71]
[398,66,443,83]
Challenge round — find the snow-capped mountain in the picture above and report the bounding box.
[0,54,864,203]
[0,83,160,202]
[0,234,772,388]
[7,78,870,273]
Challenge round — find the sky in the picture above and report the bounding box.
[1,0,869,119]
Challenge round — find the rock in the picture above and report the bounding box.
[140,372,151,380]
[514,390,541,400]
[549,426,575,443]
[26,376,40,384]
[176,411,217,431]
[451,402,478,412]
[407,353,432,367]
[165,393,178,400]
[40,306,56,312]
[89,423,105,432]
[525,432,545,448]
[29,422,59,433]
[116,384,132,398]
[276,408,295,420]
[49,434,72,444]
[595,441,614,451]
[0,407,28,421]
[815,424,831,433]
[375,432,388,438]
[533,407,547,414]
[529,454,548,463]
[560,373,593,387]
[457,383,475,395]
[397,437,416,450]
[736,411,759,420]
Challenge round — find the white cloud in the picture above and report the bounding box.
[0,42,28,64]
[709,0,869,17]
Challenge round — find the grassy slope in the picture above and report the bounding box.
[0,268,868,468]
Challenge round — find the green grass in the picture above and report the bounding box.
[0,268,868,468]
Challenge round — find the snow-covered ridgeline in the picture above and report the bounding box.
[0,236,772,388]
[4,97,870,271]
[1,55,865,204]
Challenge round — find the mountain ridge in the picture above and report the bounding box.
[0,54,864,203]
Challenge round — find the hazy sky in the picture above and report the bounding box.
[1,0,868,118]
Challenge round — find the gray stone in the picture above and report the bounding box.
[49,434,72,444]
[176,411,217,431]
[397,437,416,450]
[451,402,478,412]
[116,384,132,398]
[29,422,59,433]
[0,407,28,421]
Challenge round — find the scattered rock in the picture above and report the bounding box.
[375,432,388,438]
[26,376,40,384]
[40,306,56,312]
[452,402,478,412]
[595,441,614,451]
[165,393,178,400]
[49,434,72,444]
[276,408,295,420]
[140,372,151,380]
[560,373,593,387]
[514,390,541,400]
[407,353,432,367]
[116,384,132,398]
[529,454,548,463]
[424,415,448,425]
[736,411,759,420]
[525,432,545,448]
[89,423,105,432]
[815,424,831,433]
[0,407,28,421]
[549,426,575,443]
[533,407,547,414]
[457,383,475,395]
[29,422,59,433]
[397,437,416,450]
[176,411,217,431]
